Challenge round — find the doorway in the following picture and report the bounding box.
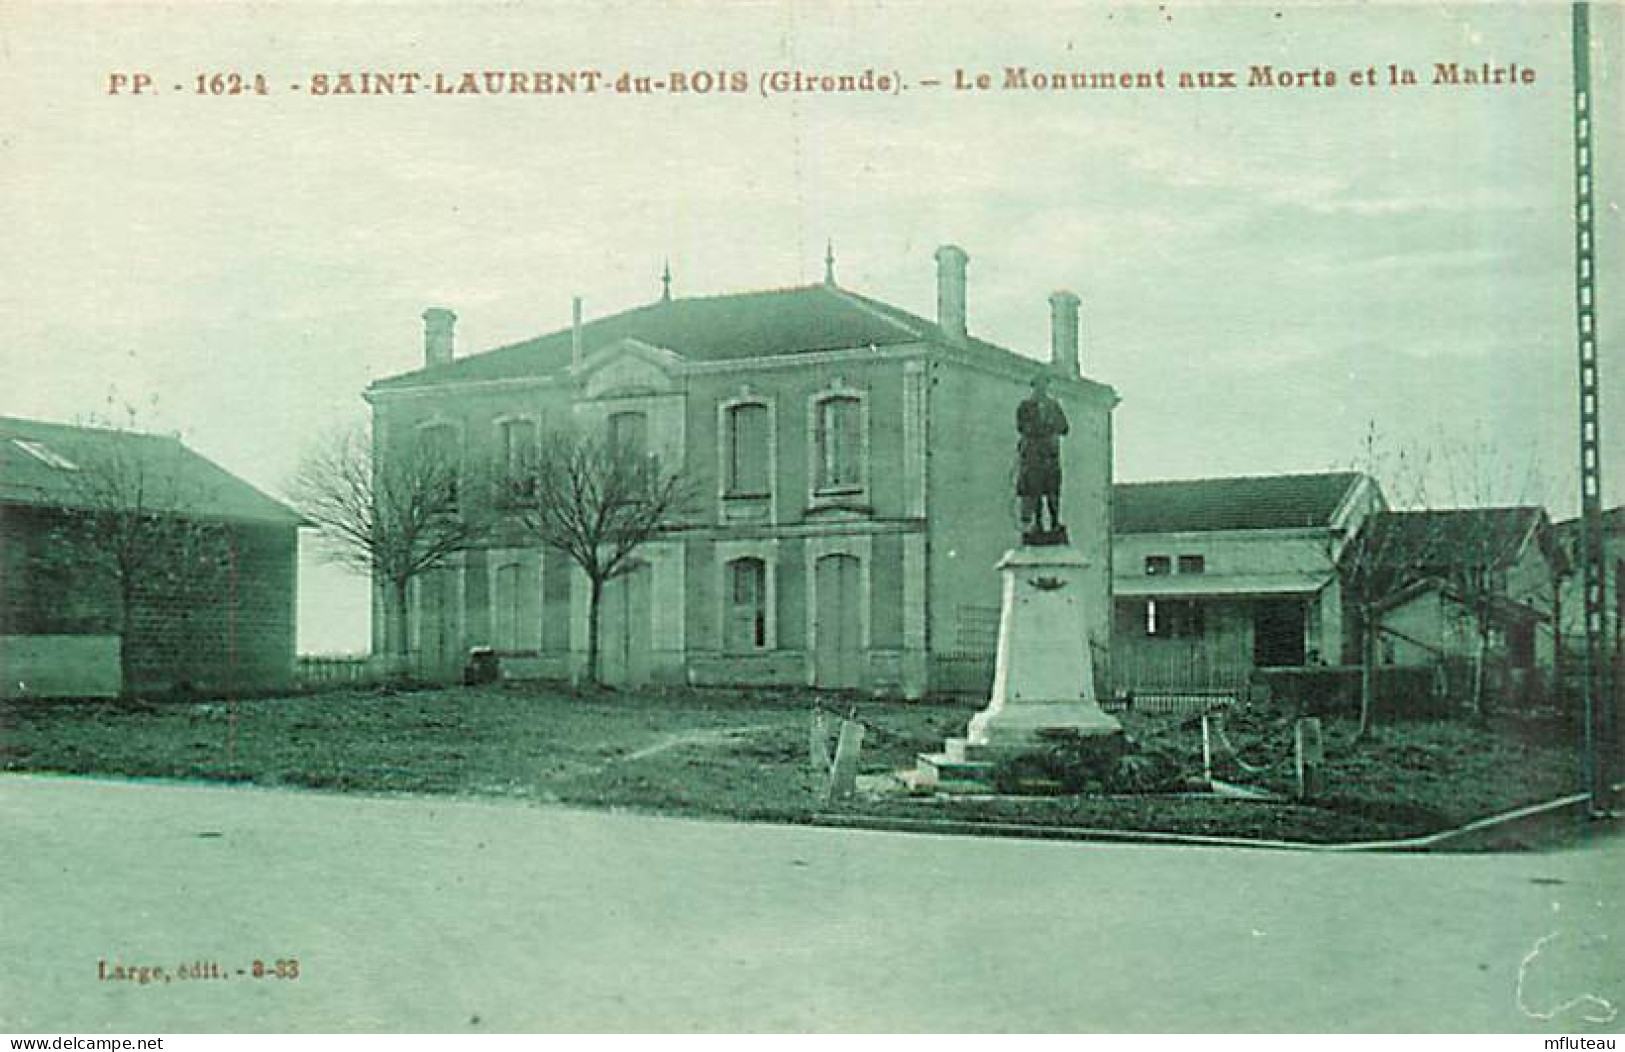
[600,562,653,687]
[416,569,461,679]
[1253,599,1307,667]
[814,553,862,690]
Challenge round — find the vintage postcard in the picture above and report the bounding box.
[1,0,1621,1037]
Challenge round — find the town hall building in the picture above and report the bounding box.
[365,245,1118,697]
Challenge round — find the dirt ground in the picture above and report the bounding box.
[0,683,1592,842]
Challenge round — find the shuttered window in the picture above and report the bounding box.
[499,418,537,501]
[727,403,769,496]
[816,395,862,491]
[608,411,648,460]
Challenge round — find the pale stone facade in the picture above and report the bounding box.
[365,246,1118,696]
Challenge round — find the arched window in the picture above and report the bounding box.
[726,557,768,651]
[726,402,769,496]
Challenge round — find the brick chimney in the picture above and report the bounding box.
[1049,290,1081,379]
[422,307,456,368]
[934,244,969,345]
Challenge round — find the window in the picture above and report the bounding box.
[500,418,536,473]
[726,403,769,496]
[1146,599,1204,638]
[608,411,648,460]
[11,439,77,471]
[1178,554,1206,574]
[726,557,768,651]
[418,423,461,505]
[1144,555,1171,576]
[498,418,537,501]
[815,395,862,491]
[1507,621,1535,669]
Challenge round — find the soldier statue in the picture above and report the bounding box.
[1017,372,1069,543]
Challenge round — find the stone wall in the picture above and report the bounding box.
[0,635,121,698]
[0,504,298,695]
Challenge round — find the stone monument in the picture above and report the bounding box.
[915,372,1119,790]
[965,544,1120,751]
[1016,373,1069,546]
[969,374,1120,750]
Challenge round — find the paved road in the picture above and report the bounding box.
[1,775,1620,1033]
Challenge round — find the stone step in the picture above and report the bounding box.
[956,740,1039,764]
[914,751,997,793]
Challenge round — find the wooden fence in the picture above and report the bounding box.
[293,654,382,689]
[1101,692,1238,717]
[1111,647,1253,699]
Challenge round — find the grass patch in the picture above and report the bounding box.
[843,706,1590,844]
[0,684,1593,845]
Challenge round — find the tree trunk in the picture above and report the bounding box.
[1552,580,1564,703]
[1357,600,1375,741]
[586,576,604,687]
[118,579,137,700]
[1471,621,1489,722]
[389,577,413,680]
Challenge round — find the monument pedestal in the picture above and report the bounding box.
[914,545,1118,791]
[967,545,1120,751]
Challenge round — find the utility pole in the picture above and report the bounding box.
[1571,1,1615,815]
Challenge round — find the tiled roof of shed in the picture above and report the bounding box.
[0,416,304,527]
[1361,507,1546,575]
[370,283,1113,396]
[1113,472,1364,534]
[1552,505,1625,536]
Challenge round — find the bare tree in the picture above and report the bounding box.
[1335,424,1441,739]
[512,428,692,686]
[1339,425,1555,731]
[1428,436,1554,721]
[48,408,231,695]
[290,423,489,672]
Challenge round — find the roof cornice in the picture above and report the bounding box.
[1114,524,1339,541]
[366,374,563,401]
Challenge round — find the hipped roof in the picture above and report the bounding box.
[1114,472,1365,534]
[1360,507,1548,576]
[370,283,1114,399]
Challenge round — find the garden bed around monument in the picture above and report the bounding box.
[0,683,1590,846]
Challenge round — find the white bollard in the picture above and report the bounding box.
[809,709,833,772]
[1295,717,1325,800]
[1202,715,1214,784]
[826,719,866,802]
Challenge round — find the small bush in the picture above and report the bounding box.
[1104,748,1187,794]
[989,732,1194,795]
[989,752,1073,795]
[988,738,1131,793]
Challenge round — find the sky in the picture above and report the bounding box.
[2,1,1621,653]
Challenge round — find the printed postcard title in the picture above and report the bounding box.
[105,62,1540,100]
